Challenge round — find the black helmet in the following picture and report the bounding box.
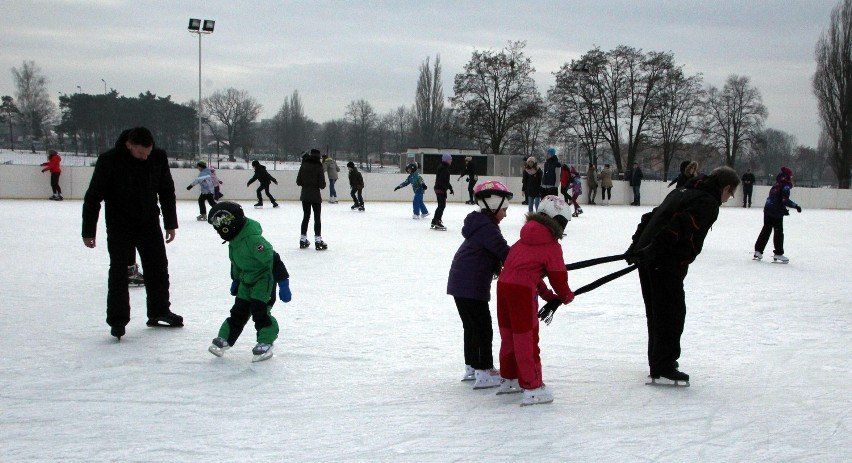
[405,162,418,173]
[207,201,246,241]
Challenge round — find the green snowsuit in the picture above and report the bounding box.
[216,218,279,345]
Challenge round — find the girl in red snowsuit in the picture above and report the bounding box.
[41,150,63,200]
[496,197,574,403]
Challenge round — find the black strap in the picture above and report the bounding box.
[566,253,628,271]
[573,265,637,296]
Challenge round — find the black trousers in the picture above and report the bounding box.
[198,193,216,215]
[50,172,62,195]
[256,184,276,204]
[742,186,753,206]
[755,215,785,255]
[350,188,363,206]
[467,181,475,203]
[300,201,322,236]
[105,226,171,328]
[223,298,273,346]
[638,262,687,375]
[433,192,447,224]
[454,297,494,370]
[601,187,612,200]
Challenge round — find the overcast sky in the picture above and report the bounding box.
[1,0,840,148]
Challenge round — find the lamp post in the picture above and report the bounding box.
[76,85,82,94]
[188,18,215,161]
[101,79,107,94]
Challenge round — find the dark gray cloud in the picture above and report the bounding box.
[1,0,837,146]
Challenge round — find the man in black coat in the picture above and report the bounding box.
[629,162,644,205]
[627,166,740,383]
[741,168,756,207]
[82,127,183,340]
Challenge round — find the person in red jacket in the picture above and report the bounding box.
[496,195,575,406]
[41,150,63,200]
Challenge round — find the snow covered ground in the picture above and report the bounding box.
[0,198,849,462]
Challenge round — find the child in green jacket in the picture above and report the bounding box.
[206,201,291,362]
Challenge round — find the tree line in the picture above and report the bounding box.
[3,2,851,187]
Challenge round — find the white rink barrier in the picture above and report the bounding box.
[2,164,851,209]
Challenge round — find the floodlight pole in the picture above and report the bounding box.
[189,18,214,161]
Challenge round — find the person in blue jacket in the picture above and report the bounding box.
[394,162,429,219]
[447,181,513,390]
[753,166,802,263]
[186,161,217,221]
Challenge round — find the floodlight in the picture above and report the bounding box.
[188,18,201,31]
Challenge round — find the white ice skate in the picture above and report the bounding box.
[208,337,230,357]
[772,254,789,264]
[252,343,273,362]
[461,365,475,382]
[472,369,502,390]
[496,378,522,395]
[520,385,554,406]
[753,251,763,261]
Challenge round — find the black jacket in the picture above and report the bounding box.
[630,177,722,267]
[82,136,177,238]
[296,155,326,203]
[434,162,453,194]
[247,166,278,187]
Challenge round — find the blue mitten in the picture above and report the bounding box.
[230,280,239,296]
[278,279,292,302]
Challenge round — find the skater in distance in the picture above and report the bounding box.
[81,127,183,340]
[296,149,328,250]
[247,160,279,208]
[40,149,63,200]
[753,166,801,264]
[394,162,429,220]
[626,166,740,385]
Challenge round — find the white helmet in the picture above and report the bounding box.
[538,195,571,230]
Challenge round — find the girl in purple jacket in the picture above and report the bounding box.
[446,181,513,390]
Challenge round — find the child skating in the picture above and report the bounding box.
[394,162,429,219]
[206,201,292,362]
[496,195,575,406]
[186,161,217,221]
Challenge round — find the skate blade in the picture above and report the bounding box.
[645,378,690,387]
[208,345,228,357]
[252,352,273,363]
[496,389,523,396]
[771,261,789,264]
[472,383,501,390]
[520,398,554,406]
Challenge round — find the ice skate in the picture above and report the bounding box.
[571,211,579,218]
[421,212,430,219]
[208,337,230,357]
[412,214,420,219]
[772,254,789,264]
[254,202,263,209]
[472,369,502,389]
[110,325,125,341]
[272,202,279,208]
[196,214,206,221]
[49,194,58,201]
[577,208,583,215]
[460,365,475,382]
[431,222,447,231]
[753,251,763,261]
[252,343,273,362]
[351,204,360,210]
[146,311,184,328]
[520,385,554,406]
[57,194,64,201]
[299,239,310,249]
[647,369,690,387]
[358,205,365,211]
[127,264,145,287]
[315,240,328,251]
[496,378,522,395]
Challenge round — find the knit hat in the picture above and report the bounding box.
[527,156,536,164]
[252,160,260,168]
[310,149,321,158]
[441,153,452,162]
[197,161,207,168]
[780,166,793,178]
[346,161,355,168]
[546,147,557,157]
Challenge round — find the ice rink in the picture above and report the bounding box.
[0,198,849,462]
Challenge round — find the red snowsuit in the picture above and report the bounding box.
[497,215,574,390]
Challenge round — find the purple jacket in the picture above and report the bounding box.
[446,211,510,301]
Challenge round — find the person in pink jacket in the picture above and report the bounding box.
[41,150,63,200]
[496,195,575,406]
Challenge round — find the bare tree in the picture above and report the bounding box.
[702,75,768,168]
[204,88,262,161]
[754,128,797,183]
[414,55,444,147]
[450,41,540,154]
[0,95,21,150]
[549,61,607,166]
[318,119,348,157]
[384,105,412,154]
[813,0,852,188]
[11,60,56,143]
[506,97,547,158]
[273,90,313,161]
[346,99,377,168]
[651,68,704,180]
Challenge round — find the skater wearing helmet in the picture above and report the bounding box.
[206,201,291,362]
[186,161,217,221]
[496,195,575,406]
[627,166,740,385]
[393,162,429,219]
[753,166,801,263]
[447,181,513,390]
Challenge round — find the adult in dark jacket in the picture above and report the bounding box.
[247,160,278,208]
[432,153,454,230]
[457,156,478,204]
[522,157,543,212]
[541,147,561,197]
[753,166,800,263]
[741,168,756,207]
[82,127,183,339]
[627,166,740,384]
[296,149,328,249]
[447,181,513,388]
[347,161,365,211]
[668,160,699,189]
[629,162,644,205]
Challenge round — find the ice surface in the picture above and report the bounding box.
[0,199,849,462]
